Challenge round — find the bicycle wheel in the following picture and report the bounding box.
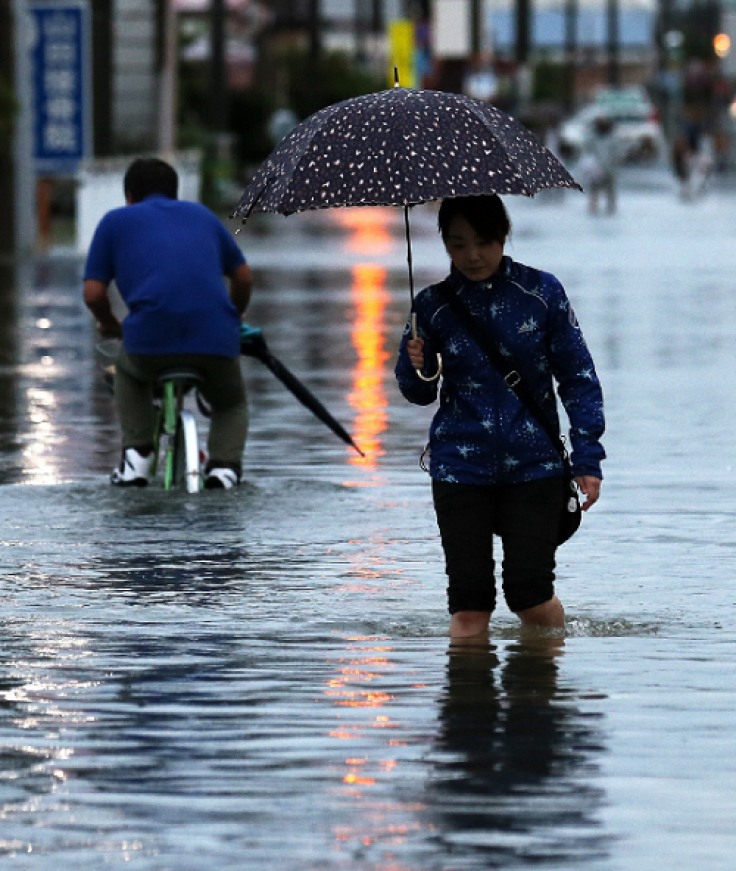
[172,409,201,493]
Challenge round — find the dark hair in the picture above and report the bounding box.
[124,158,179,203]
[438,194,511,244]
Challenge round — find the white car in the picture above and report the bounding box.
[559,87,663,162]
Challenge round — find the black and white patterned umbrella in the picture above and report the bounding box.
[232,85,580,219]
[232,85,580,359]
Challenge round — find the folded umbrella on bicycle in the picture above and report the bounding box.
[240,324,363,456]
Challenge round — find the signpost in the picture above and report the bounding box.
[29,0,91,176]
[27,0,91,247]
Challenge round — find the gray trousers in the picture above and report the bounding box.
[114,348,248,469]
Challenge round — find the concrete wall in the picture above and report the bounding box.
[76,150,202,254]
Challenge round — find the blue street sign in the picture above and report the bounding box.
[29,1,92,176]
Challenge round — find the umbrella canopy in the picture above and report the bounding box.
[233,84,582,381]
[232,85,580,220]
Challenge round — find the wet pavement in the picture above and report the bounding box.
[2,165,736,868]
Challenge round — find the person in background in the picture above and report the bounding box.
[689,132,714,197]
[395,195,605,639]
[672,131,692,199]
[83,157,253,490]
[579,115,619,215]
[674,123,714,200]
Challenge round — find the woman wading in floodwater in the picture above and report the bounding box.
[395,195,605,638]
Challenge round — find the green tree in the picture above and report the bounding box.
[532,61,568,105]
[282,50,385,120]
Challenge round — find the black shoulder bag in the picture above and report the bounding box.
[437,282,581,545]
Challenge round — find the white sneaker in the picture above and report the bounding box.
[204,467,239,490]
[111,447,153,487]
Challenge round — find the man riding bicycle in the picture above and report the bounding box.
[83,157,252,490]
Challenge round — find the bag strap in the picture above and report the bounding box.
[437,281,572,470]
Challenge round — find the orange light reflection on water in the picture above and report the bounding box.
[348,262,390,472]
[327,216,431,862]
[325,636,428,860]
[335,207,396,257]
[324,637,398,769]
[342,210,393,477]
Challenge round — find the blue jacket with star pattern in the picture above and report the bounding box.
[395,257,605,485]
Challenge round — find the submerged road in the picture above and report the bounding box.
[0,165,735,868]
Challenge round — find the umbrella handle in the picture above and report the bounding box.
[416,357,442,381]
[411,313,443,382]
[416,355,443,382]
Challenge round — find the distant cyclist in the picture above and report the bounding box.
[83,157,252,489]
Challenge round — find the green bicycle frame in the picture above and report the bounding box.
[149,381,179,490]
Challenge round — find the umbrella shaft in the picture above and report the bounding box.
[404,205,415,307]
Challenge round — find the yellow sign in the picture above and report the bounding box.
[389,20,416,89]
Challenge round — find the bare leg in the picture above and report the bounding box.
[516,595,565,629]
[450,610,491,638]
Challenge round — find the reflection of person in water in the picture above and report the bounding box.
[428,638,607,862]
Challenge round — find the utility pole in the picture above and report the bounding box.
[355,1,367,64]
[565,0,578,109]
[470,0,482,56]
[371,0,383,35]
[158,0,177,157]
[2,0,35,258]
[656,0,673,71]
[607,0,620,86]
[0,0,15,260]
[308,0,321,62]
[515,0,532,109]
[516,0,531,65]
[91,0,113,156]
[210,0,227,133]
[205,0,231,206]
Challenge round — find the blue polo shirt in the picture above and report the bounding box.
[84,195,246,357]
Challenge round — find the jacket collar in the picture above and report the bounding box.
[447,257,513,292]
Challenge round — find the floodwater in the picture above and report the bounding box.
[2,167,736,869]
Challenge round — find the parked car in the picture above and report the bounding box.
[558,87,663,162]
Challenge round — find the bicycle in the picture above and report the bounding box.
[99,322,362,491]
[98,341,207,493]
[150,367,206,493]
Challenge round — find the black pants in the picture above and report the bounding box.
[432,478,563,615]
